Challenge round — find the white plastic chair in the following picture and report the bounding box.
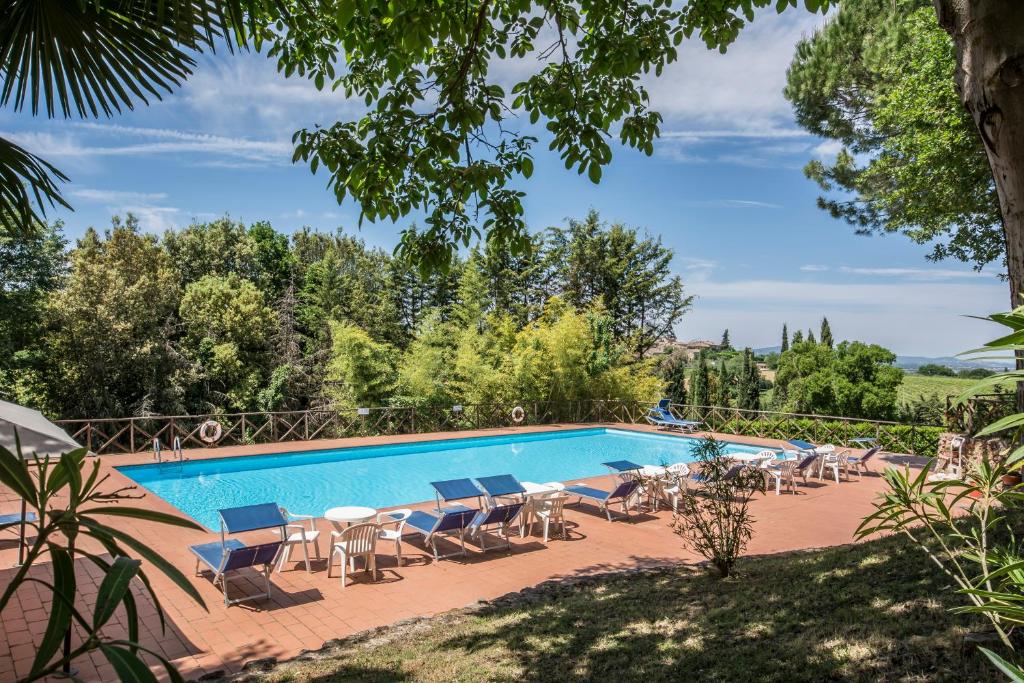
[815,444,841,482]
[533,495,569,543]
[275,508,321,573]
[328,522,380,588]
[377,509,412,566]
[656,463,690,512]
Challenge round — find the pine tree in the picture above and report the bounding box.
[807,329,816,344]
[720,328,731,349]
[792,329,804,345]
[820,317,833,348]
[781,324,789,353]
[690,351,711,407]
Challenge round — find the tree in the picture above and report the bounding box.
[781,324,789,353]
[820,317,833,348]
[786,1,1002,270]
[45,217,181,418]
[918,363,957,377]
[774,341,904,420]
[0,220,66,405]
[179,273,278,411]
[806,329,816,345]
[324,320,397,409]
[690,351,711,408]
[712,365,732,407]
[792,329,804,345]
[660,353,688,405]
[720,329,731,350]
[546,211,691,356]
[736,348,761,411]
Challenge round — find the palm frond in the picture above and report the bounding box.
[0,0,245,118]
[0,135,69,230]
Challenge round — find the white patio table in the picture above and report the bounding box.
[519,482,566,534]
[324,505,377,529]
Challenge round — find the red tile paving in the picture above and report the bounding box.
[0,424,913,681]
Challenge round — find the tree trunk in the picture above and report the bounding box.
[934,0,1024,409]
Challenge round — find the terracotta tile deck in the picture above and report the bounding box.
[0,424,911,681]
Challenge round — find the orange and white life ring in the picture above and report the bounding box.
[199,419,223,444]
[510,406,526,424]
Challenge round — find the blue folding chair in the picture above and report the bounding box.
[430,478,484,512]
[404,508,480,561]
[188,503,286,606]
[469,502,525,553]
[646,399,703,432]
[564,480,641,522]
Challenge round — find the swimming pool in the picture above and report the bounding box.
[117,428,768,529]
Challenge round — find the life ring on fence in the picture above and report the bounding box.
[510,406,526,424]
[199,420,223,444]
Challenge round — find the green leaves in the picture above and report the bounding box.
[93,556,142,630]
[30,545,76,676]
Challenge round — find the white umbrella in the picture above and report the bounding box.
[0,399,80,458]
[0,399,81,565]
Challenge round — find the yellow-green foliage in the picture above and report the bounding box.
[397,297,663,407]
[325,320,397,409]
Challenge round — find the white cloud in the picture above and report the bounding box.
[71,188,168,203]
[684,199,783,209]
[2,124,291,164]
[838,266,993,281]
[644,10,827,133]
[120,206,182,233]
[799,264,828,272]
[812,139,844,160]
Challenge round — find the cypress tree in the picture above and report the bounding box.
[781,324,789,352]
[792,329,804,345]
[713,366,733,407]
[820,317,833,348]
[737,347,761,410]
[807,329,816,344]
[664,356,688,405]
[690,351,711,407]
[720,328,731,349]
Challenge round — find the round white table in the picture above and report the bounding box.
[638,465,668,477]
[324,505,377,527]
[521,481,565,496]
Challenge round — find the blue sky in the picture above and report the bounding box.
[2,11,1008,356]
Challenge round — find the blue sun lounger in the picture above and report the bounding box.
[470,502,525,552]
[188,502,286,606]
[646,399,702,432]
[475,474,527,502]
[564,480,641,522]
[405,507,480,561]
[430,478,484,512]
[787,439,818,452]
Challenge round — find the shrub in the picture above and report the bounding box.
[673,437,766,577]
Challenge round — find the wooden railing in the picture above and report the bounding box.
[56,400,649,455]
[670,404,944,457]
[57,400,945,456]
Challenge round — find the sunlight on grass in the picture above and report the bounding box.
[235,534,1002,683]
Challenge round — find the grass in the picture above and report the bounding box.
[898,374,978,404]
[231,532,1001,683]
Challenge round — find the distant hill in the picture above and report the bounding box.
[752,347,1008,372]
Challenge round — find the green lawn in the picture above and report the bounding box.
[229,532,1001,683]
[898,374,978,404]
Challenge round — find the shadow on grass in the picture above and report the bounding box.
[440,542,999,682]
[232,537,1002,683]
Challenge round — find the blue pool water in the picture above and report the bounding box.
[117,428,767,529]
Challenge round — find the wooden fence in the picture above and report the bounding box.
[57,400,945,456]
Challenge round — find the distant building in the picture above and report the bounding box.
[646,339,720,360]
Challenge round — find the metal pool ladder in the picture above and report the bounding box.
[153,437,186,465]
